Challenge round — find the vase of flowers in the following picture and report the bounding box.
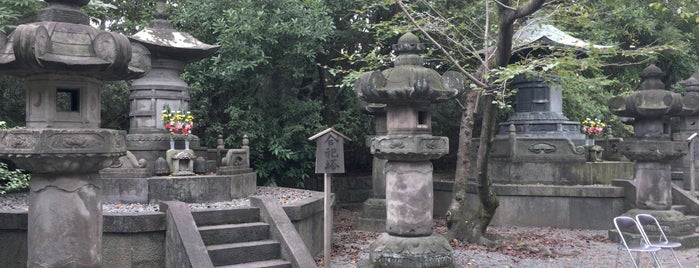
[162,105,195,150]
[581,117,605,146]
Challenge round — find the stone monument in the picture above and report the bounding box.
[608,64,699,242]
[0,0,150,266]
[126,0,220,174]
[355,32,464,268]
[675,71,699,191]
[356,99,388,232]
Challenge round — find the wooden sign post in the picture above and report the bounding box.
[308,128,350,268]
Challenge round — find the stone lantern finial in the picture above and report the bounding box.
[155,0,169,20]
[639,64,665,91]
[681,72,699,93]
[40,0,91,24]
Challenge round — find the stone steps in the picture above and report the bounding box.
[193,207,290,267]
[215,259,292,268]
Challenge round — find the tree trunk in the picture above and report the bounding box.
[446,90,477,235]
[446,0,545,245]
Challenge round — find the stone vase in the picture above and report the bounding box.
[185,138,190,150]
[169,138,175,150]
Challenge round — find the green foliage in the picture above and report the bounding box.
[0,121,30,194]
[0,161,29,195]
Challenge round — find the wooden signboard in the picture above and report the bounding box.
[308,128,350,267]
[309,128,350,174]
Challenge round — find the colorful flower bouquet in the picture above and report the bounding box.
[162,105,194,139]
[581,117,605,137]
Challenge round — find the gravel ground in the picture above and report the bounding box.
[326,208,699,268]
[0,186,315,213]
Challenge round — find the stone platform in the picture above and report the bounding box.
[103,172,256,203]
[434,180,627,229]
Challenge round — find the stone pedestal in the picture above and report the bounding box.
[28,174,103,267]
[357,153,388,232]
[635,162,673,210]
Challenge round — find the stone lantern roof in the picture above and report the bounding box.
[130,0,220,62]
[608,64,685,119]
[355,32,463,105]
[0,0,150,80]
[681,72,699,92]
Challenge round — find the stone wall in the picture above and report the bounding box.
[0,192,324,267]
[435,180,627,229]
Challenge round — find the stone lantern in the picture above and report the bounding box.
[676,71,699,191]
[355,32,464,268]
[608,64,699,243]
[127,0,219,171]
[0,0,150,266]
[608,64,688,210]
[356,99,389,232]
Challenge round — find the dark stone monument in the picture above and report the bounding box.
[355,32,464,268]
[608,64,699,241]
[0,0,150,266]
[489,75,588,184]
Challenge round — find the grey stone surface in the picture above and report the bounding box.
[385,161,434,236]
[251,196,317,268]
[369,233,453,268]
[148,174,256,203]
[434,180,628,229]
[163,201,214,268]
[103,177,150,203]
[28,173,103,267]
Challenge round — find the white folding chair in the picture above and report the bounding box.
[614,216,663,268]
[636,214,683,268]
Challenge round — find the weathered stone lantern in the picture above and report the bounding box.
[127,0,219,172]
[0,0,150,266]
[608,64,688,210]
[608,64,699,244]
[355,32,464,268]
[676,71,699,191]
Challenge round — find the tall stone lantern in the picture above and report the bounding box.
[0,0,150,266]
[355,32,464,268]
[608,64,688,210]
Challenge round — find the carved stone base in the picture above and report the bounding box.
[609,209,699,248]
[357,198,386,232]
[367,233,454,268]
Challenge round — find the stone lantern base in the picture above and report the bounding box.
[363,233,454,268]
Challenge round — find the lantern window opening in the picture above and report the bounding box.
[418,110,429,128]
[56,88,80,112]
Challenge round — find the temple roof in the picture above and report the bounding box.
[513,19,613,52]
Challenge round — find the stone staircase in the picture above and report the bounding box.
[194,208,292,268]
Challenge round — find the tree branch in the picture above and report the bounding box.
[394,0,489,89]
